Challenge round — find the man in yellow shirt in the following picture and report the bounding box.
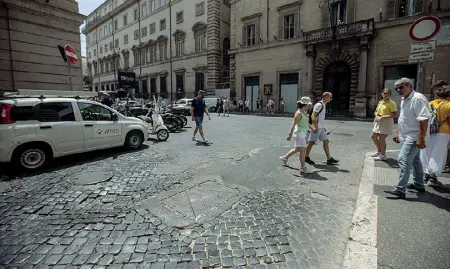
[418,80,450,188]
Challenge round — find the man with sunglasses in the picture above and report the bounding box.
[386,78,431,198]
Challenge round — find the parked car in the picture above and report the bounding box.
[0,93,149,171]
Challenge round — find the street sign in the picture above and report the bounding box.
[64,44,78,65]
[410,40,436,54]
[409,16,441,42]
[408,51,435,63]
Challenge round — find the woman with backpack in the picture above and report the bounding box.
[420,80,450,186]
[371,88,398,161]
[279,97,315,174]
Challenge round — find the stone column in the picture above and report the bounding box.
[206,0,221,93]
[305,45,316,99]
[355,37,370,118]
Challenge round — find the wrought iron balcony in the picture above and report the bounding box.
[302,19,375,45]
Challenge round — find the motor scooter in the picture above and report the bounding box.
[137,98,169,141]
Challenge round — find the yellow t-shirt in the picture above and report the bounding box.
[375,99,397,116]
[430,99,450,133]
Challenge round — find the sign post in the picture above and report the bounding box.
[408,16,441,92]
[63,44,78,91]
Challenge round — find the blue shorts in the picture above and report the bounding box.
[307,128,328,142]
[194,116,203,127]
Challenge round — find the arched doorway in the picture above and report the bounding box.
[323,62,351,115]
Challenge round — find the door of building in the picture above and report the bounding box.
[244,76,259,112]
[323,62,351,115]
[280,73,299,113]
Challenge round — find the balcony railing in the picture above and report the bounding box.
[302,19,375,44]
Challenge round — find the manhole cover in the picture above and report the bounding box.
[70,171,113,185]
[142,176,248,228]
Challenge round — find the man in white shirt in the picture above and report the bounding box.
[305,92,339,165]
[386,78,431,198]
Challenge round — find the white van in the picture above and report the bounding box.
[203,97,219,112]
[0,90,149,171]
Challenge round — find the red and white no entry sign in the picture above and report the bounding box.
[64,44,78,65]
[409,16,441,42]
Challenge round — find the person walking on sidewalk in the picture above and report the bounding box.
[223,97,230,117]
[372,88,398,161]
[280,97,314,174]
[387,78,431,198]
[305,92,339,165]
[191,90,211,143]
[420,80,450,186]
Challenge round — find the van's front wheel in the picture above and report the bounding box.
[124,131,144,150]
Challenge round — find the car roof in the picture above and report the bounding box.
[0,97,95,106]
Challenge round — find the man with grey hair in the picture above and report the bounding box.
[386,77,431,198]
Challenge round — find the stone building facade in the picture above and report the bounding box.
[0,0,86,92]
[230,0,450,117]
[82,0,231,100]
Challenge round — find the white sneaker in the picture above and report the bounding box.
[300,166,312,174]
[372,152,380,157]
[192,137,196,141]
[279,156,287,166]
[373,154,387,161]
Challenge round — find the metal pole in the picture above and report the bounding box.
[68,62,73,91]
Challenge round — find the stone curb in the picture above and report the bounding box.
[342,151,378,269]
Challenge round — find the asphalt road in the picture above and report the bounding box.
[0,115,390,269]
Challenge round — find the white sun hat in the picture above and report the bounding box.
[297,96,312,105]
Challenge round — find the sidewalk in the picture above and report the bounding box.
[345,151,450,269]
[228,111,375,122]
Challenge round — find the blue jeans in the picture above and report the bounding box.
[396,139,424,193]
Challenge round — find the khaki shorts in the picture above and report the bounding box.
[372,118,394,135]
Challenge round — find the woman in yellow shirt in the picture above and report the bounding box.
[420,81,450,186]
[371,88,398,160]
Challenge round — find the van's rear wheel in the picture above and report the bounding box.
[125,131,144,150]
[13,144,51,171]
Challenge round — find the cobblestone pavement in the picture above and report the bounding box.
[0,115,378,268]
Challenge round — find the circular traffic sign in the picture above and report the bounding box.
[64,44,78,65]
[409,16,441,42]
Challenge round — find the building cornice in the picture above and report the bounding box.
[276,0,303,12]
[3,0,86,25]
[241,13,262,22]
[83,0,135,34]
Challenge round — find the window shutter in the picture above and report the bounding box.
[294,12,300,38]
[386,0,396,19]
[255,22,260,45]
[242,26,247,47]
[414,0,424,14]
[278,15,284,40]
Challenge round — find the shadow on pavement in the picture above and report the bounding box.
[313,163,350,173]
[0,145,150,180]
[285,166,329,180]
[381,158,399,168]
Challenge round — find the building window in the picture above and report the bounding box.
[151,0,155,12]
[386,0,424,19]
[223,0,230,7]
[150,46,156,62]
[109,41,113,50]
[160,76,167,93]
[195,72,205,93]
[175,40,185,56]
[134,50,140,66]
[142,26,147,37]
[124,53,130,68]
[243,24,257,46]
[123,14,128,25]
[105,44,108,52]
[93,62,97,75]
[159,44,167,59]
[140,49,146,65]
[124,34,128,44]
[100,46,103,54]
[196,2,205,16]
[195,34,205,52]
[160,19,166,30]
[176,11,184,23]
[150,78,157,94]
[104,25,107,36]
[142,3,147,17]
[100,61,104,73]
[134,29,139,40]
[114,20,118,31]
[109,23,113,33]
[150,23,156,34]
[94,49,97,56]
[330,0,347,25]
[88,52,91,59]
[160,0,166,7]
[115,39,119,48]
[134,8,139,21]
[223,38,230,67]
[283,14,296,39]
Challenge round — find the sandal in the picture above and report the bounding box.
[428,177,443,187]
[442,166,450,173]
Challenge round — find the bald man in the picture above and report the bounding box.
[305,92,339,165]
